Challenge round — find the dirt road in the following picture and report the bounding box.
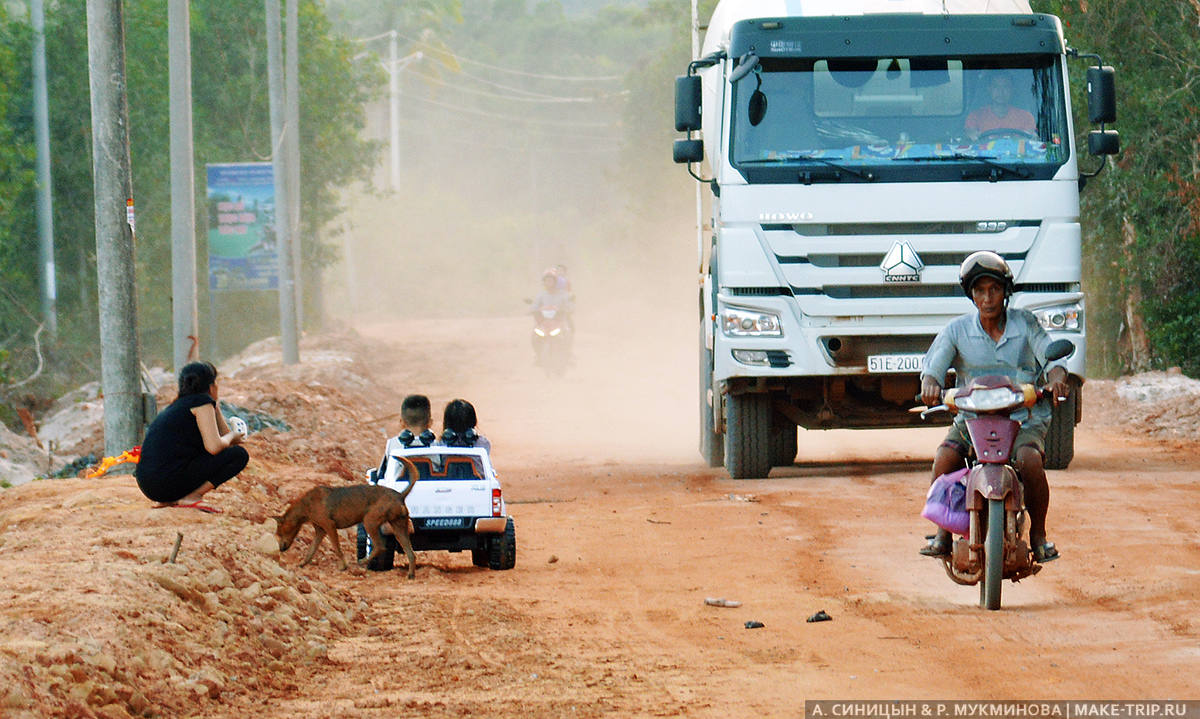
[252,315,1200,716]
[1,310,1197,718]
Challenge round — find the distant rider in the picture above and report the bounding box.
[530,268,573,321]
[918,251,1068,563]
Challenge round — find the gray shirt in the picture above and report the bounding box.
[921,307,1063,430]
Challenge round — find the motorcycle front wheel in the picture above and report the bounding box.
[981,498,1005,610]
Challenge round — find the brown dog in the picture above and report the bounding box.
[273,457,419,577]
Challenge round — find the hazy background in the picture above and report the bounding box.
[320,0,697,323]
[320,0,708,463]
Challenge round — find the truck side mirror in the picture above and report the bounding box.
[673,139,704,164]
[1086,66,1116,124]
[675,75,702,132]
[1087,130,1120,156]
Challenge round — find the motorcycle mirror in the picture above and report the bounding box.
[1044,339,1075,362]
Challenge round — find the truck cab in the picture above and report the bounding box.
[674,0,1118,478]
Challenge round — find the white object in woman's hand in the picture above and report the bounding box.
[229,416,248,436]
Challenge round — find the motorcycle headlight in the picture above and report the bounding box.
[721,307,782,337]
[955,387,1023,412]
[1033,303,1081,331]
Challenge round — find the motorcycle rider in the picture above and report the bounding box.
[529,267,575,366]
[918,251,1068,563]
[530,267,573,321]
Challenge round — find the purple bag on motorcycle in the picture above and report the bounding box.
[921,467,969,536]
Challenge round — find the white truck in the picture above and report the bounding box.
[674,0,1118,478]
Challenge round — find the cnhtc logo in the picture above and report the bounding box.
[880,241,924,283]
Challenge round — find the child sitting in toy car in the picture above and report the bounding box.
[436,399,491,475]
[375,394,435,481]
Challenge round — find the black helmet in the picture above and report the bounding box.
[959,251,1014,297]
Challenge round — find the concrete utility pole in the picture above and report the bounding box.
[265,0,299,364]
[285,0,303,330]
[168,0,198,371]
[86,0,143,455]
[32,0,56,339]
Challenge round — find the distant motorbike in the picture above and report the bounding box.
[921,338,1074,610]
[532,305,571,376]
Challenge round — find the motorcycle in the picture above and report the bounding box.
[532,304,571,376]
[921,338,1074,610]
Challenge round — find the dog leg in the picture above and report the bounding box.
[389,520,417,579]
[360,519,389,569]
[299,527,325,567]
[325,525,348,571]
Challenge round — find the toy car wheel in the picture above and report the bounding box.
[487,517,516,571]
[471,546,489,568]
[356,524,395,572]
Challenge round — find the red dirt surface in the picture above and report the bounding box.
[1,315,1198,719]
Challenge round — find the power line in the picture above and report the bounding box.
[382,29,625,82]
[401,91,620,129]
[407,66,628,104]
[395,118,621,155]
[395,111,619,143]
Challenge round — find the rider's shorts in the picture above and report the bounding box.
[940,421,1045,459]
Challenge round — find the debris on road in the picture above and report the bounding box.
[705,597,742,608]
[807,610,832,623]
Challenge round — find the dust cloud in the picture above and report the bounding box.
[324,90,704,466]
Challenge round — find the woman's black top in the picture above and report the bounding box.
[136,393,215,484]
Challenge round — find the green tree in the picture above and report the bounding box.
[1,0,381,382]
[1036,0,1200,376]
[0,7,37,352]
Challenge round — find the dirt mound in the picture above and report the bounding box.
[1085,369,1200,443]
[0,329,413,718]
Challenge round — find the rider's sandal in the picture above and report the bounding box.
[918,535,952,557]
[1032,541,1060,563]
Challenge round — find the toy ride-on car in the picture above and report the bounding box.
[356,445,516,571]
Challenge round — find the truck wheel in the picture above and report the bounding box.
[1043,382,1078,470]
[488,518,517,570]
[356,524,394,572]
[724,393,771,479]
[699,337,724,467]
[769,413,797,467]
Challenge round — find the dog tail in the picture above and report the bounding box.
[396,457,421,500]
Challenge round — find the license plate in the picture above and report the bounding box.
[417,517,467,530]
[867,353,923,373]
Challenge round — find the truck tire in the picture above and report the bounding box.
[699,336,724,468]
[488,517,517,570]
[1043,382,1078,470]
[724,392,771,479]
[770,413,798,467]
[356,524,394,572]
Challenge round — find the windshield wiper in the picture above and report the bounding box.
[791,155,877,183]
[899,153,1030,181]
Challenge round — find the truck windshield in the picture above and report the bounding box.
[731,56,1070,182]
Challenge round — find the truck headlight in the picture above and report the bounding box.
[721,308,782,337]
[1032,303,1081,331]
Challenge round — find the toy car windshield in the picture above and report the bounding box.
[382,446,495,483]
